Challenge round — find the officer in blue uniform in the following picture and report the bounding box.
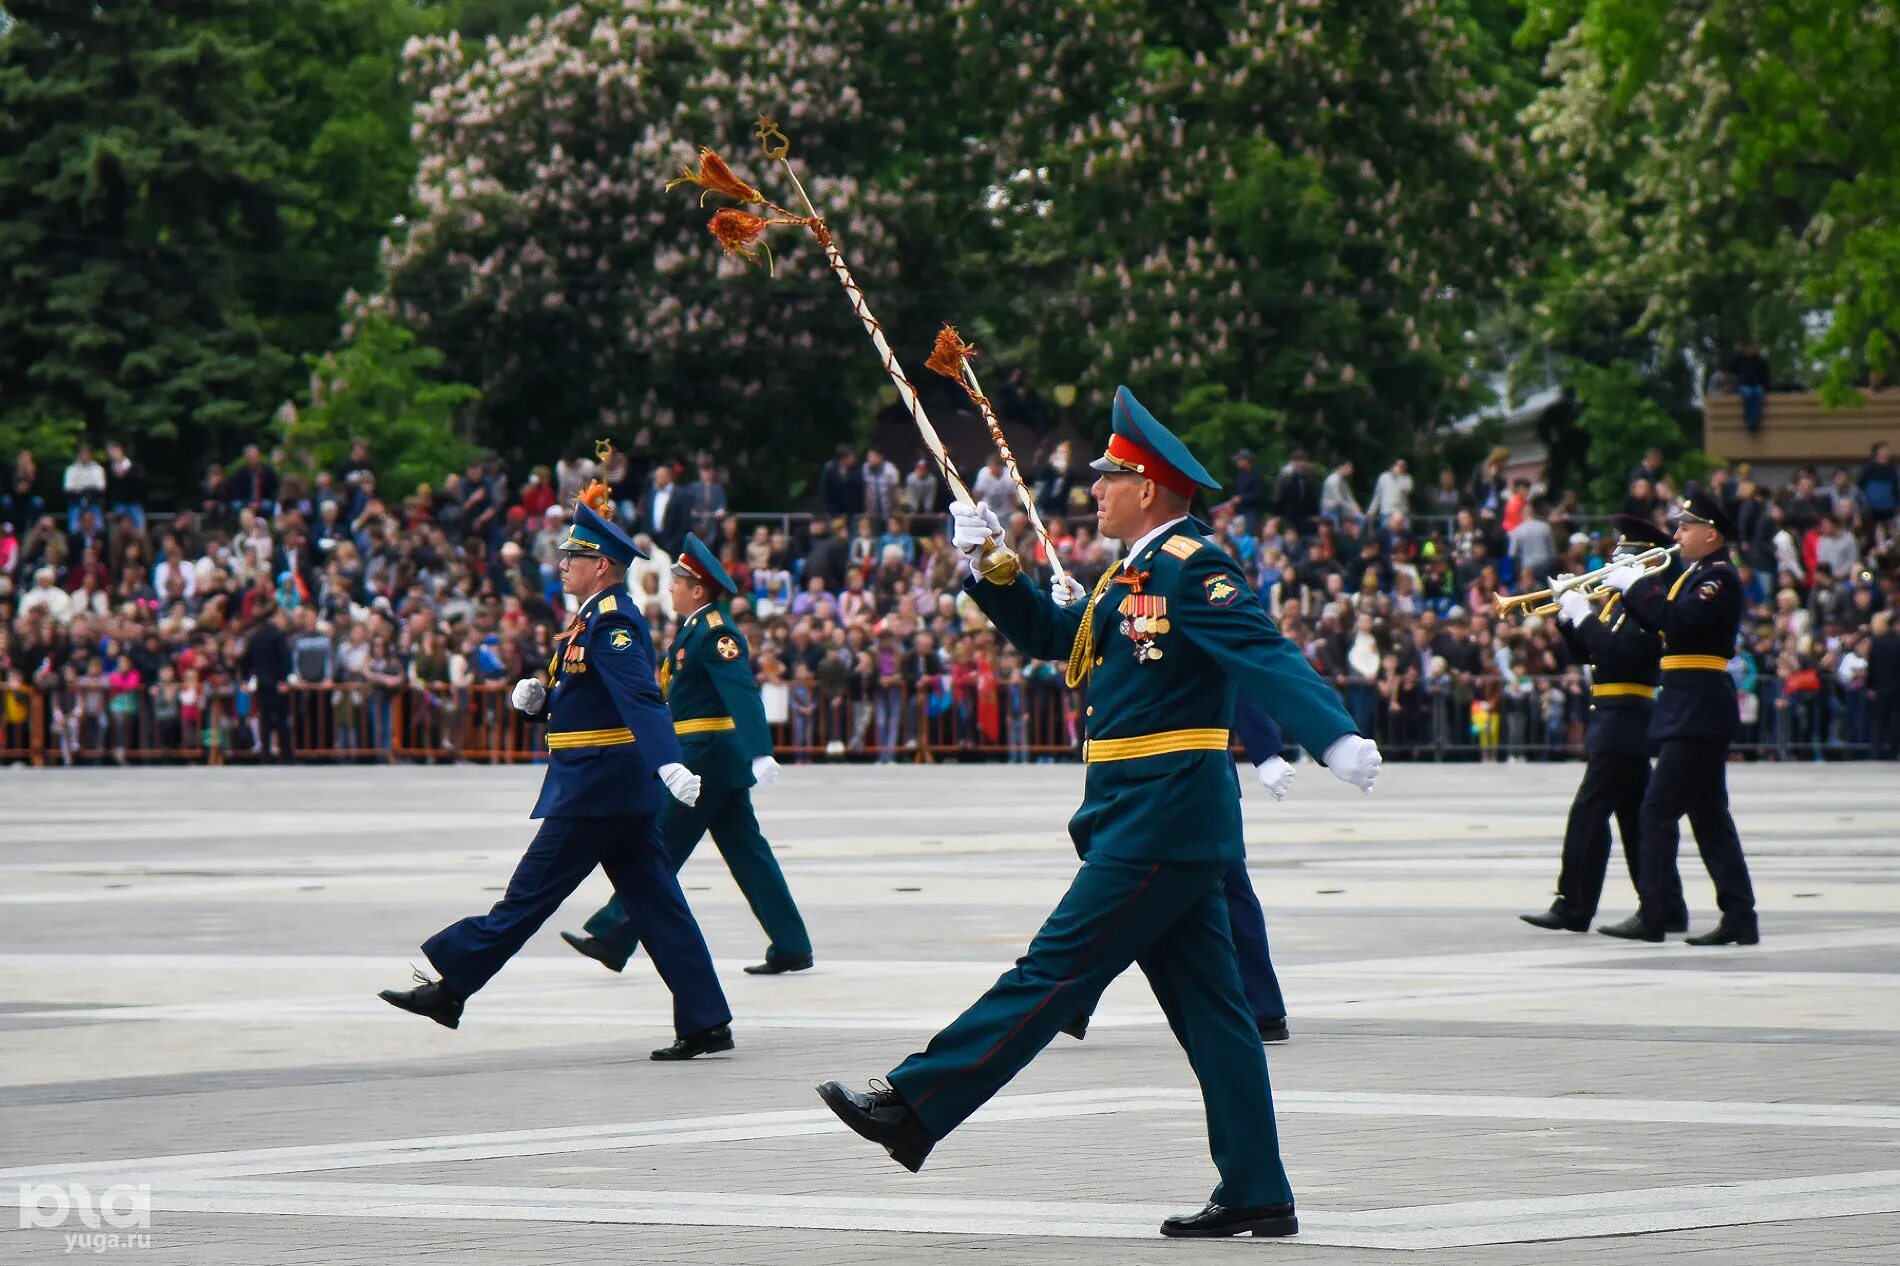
[1522,516,1687,933]
[1598,496,1759,946]
[561,532,813,977]
[378,488,737,1060]
[816,387,1383,1240]
[1060,690,1296,1044]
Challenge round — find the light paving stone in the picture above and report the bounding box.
[2,763,1898,1262]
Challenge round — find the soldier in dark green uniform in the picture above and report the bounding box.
[816,387,1383,1240]
[562,533,813,976]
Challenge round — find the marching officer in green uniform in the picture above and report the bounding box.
[378,485,736,1060]
[1598,495,1759,946]
[562,532,813,976]
[1522,516,1688,933]
[816,387,1382,1240]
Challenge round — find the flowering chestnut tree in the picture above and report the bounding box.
[370,0,916,483]
[967,0,1531,477]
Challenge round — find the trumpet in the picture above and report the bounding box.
[1495,544,1679,619]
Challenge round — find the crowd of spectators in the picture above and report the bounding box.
[3,430,1899,766]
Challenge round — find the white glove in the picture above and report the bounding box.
[1051,574,1086,606]
[1556,590,1593,627]
[751,755,781,787]
[1255,755,1295,800]
[511,678,547,713]
[950,501,1004,556]
[1322,734,1382,793]
[1601,564,1642,593]
[658,762,702,806]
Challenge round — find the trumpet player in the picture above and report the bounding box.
[1597,497,1759,946]
[1521,517,1688,934]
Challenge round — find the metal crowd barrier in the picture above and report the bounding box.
[0,674,1885,767]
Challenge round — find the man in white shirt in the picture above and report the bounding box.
[62,444,107,533]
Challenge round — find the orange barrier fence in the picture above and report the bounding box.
[4,674,1884,766]
[0,679,1081,766]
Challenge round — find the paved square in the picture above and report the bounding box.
[3,761,1898,1263]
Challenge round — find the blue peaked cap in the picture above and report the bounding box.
[560,497,646,565]
[674,532,738,595]
[1087,385,1222,494]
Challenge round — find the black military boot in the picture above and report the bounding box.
[1257,1016,1290,1043]
[1685,922,1759,946]
[1520,901,1590,932]
[560,931,629,973]
[743,953,814,975]
[650,1024,735,1061]
[1160,1201,1298,1238]
[816,1079,934,1173]
[1596,913,1663,943]
[378,970,464,1029]
[1059,1014,1089,1041]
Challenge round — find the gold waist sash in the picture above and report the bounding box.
[674,716,736,735]
[1083,728,1230,764]
[1660,655,1731,673]
[546,727,635,750]
[1591,683,1656,699]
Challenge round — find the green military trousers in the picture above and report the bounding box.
[886,853,1292,1208]
[582,784,812,966]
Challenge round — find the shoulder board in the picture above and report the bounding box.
[596,594,618,614]
[706,609,725,628]
[1159,536,1205,561]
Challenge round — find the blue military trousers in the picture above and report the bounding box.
[422,814,730,1036]
[581,785,812,966]
[888,854,1292,1209]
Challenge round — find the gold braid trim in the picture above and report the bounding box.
[1065,566,1123,689]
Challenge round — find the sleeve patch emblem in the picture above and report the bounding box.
[716,635,740,660]
[1696,581,1721,600]
[1203,573,1240,607]
[610,629,633,650]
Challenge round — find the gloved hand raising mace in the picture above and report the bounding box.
[924,325,1069,587]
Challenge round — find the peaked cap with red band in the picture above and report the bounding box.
[672,531,738,595]
[1088,385,1222,497]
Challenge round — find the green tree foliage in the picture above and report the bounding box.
[961,1,1531,486]
[0,1,297,487]
[1522,0,1900,401]
[372,1,922,492]
[288,315,482,498]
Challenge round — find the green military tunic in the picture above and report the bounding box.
[885,518,1359,1210]
[582,604,811,966]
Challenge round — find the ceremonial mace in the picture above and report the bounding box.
[924,325,1070,585]
[667,118,1016,580]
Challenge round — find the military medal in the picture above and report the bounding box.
[1116,587,1168,665]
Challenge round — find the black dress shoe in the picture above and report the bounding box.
[1664,912,1691,934]
[378,970,463,1029]
[816,1079,934,1173]
[1685,923,1759,946]
[560,931,628,973]
[1520,906,1590,932]
[1258,1016,1290,1043]
[1597,914,1663,943]
[1160,1201,1298,1238]
[1059,1015,1089,1041]
[650,1024,734,1061]
[743,953,814,975]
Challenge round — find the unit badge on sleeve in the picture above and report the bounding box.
[716,635,741,660]
[1203,573,1240,608]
